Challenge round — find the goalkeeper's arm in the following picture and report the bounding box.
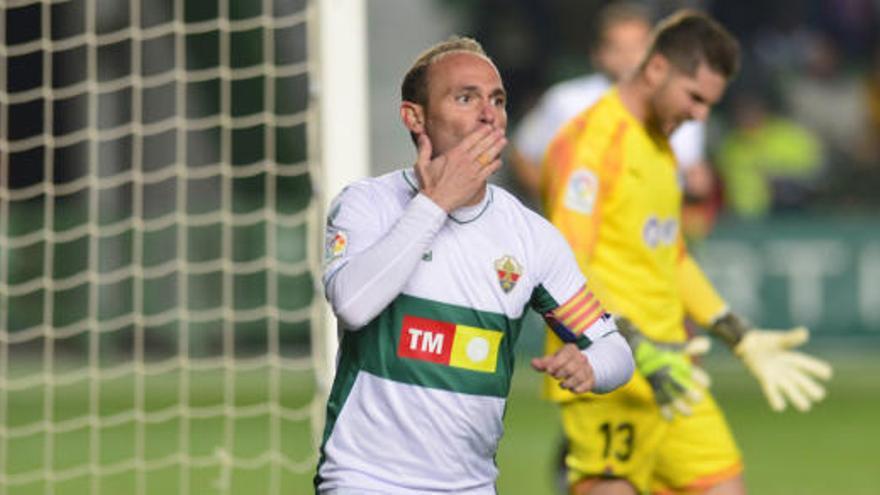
[709,312,832,412]
[534,287,634,394]
[616,317,711,420]
[677,249,832,412]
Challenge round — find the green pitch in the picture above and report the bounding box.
[2,363,319,495]
[3,343,878,494]
[497,343,880,495]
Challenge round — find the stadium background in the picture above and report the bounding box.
[2,0,879,494]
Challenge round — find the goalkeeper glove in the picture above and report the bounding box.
[711,312,833,412]
[617,317,711,420]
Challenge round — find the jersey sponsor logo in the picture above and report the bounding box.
[494,255,522,293]
[325,230,348,263]
[398,315,503,373]
[642,216,678,248]
[564,169,599,214]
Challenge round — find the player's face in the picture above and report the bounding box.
[596,20,651,81]
[421,52,508,157]
[650,60,726,136]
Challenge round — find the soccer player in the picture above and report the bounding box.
[314,37,634,494]
[541,11,833,495]
[510,2,708,205]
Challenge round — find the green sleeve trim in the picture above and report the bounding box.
[529,284,560,314]
[576,333,592,350]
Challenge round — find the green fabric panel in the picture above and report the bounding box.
[314,329,363,488]
[350,293,524,398]
[529,284,560,314]
[576,333,593,350]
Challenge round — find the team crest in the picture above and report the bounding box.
[494,255,522,293]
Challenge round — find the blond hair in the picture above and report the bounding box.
[401,36,488,107]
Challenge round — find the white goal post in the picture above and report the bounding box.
[314,0,369,413]
[0,0,369,493]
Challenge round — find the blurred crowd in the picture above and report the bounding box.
[442,0,880,226]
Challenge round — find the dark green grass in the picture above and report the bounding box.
[497,343,880,495]
[3,344,879,494]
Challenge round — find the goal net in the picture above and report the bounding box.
[0,0,324,493]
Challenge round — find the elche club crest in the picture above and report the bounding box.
[494,255,522,293]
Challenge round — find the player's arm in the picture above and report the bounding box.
[616,317,711,420]
[532,123,636,394]
[677,244,833,412]
[709,312,832,412]
[323,185,446,330]
[531,287,633,394]
[325,127,504,329]
[677,247,728,327]
[528,222,633,395]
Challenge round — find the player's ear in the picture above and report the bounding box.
[644,53,670,87]
[400,101,426,134]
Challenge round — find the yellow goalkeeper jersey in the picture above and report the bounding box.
[540,88,726,400]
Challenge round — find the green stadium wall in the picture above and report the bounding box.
[693,215,880,337]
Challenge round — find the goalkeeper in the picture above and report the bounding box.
[540,10,832,495]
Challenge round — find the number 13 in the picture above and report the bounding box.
[599,421,635,461]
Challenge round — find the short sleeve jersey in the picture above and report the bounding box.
[316,169,608,494]
[541,88,687,343]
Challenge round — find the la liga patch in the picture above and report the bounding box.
[325,230,348,262]
[564,169,599,214]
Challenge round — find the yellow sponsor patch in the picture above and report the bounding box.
[449,325,504,373]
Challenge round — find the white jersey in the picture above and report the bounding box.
[514,73,705,170]
[316,169,616,494]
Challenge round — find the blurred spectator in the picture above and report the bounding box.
[862,43,880,163]
[816,0,878,58]
[681,159,724,240]
[717,90,824,217]
[749,4,814,75]
[440,0,880,212]
[840,41,880,207]
[782,33,868,170]
[508,2,711,208]
[507,2,651,202]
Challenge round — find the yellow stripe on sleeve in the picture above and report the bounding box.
[552,286,606,336]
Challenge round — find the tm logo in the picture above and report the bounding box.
[398,316,454,364]
[396,315,503,373]
[406,328,445,354]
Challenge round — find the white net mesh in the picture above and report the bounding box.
[0,0,321,493]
